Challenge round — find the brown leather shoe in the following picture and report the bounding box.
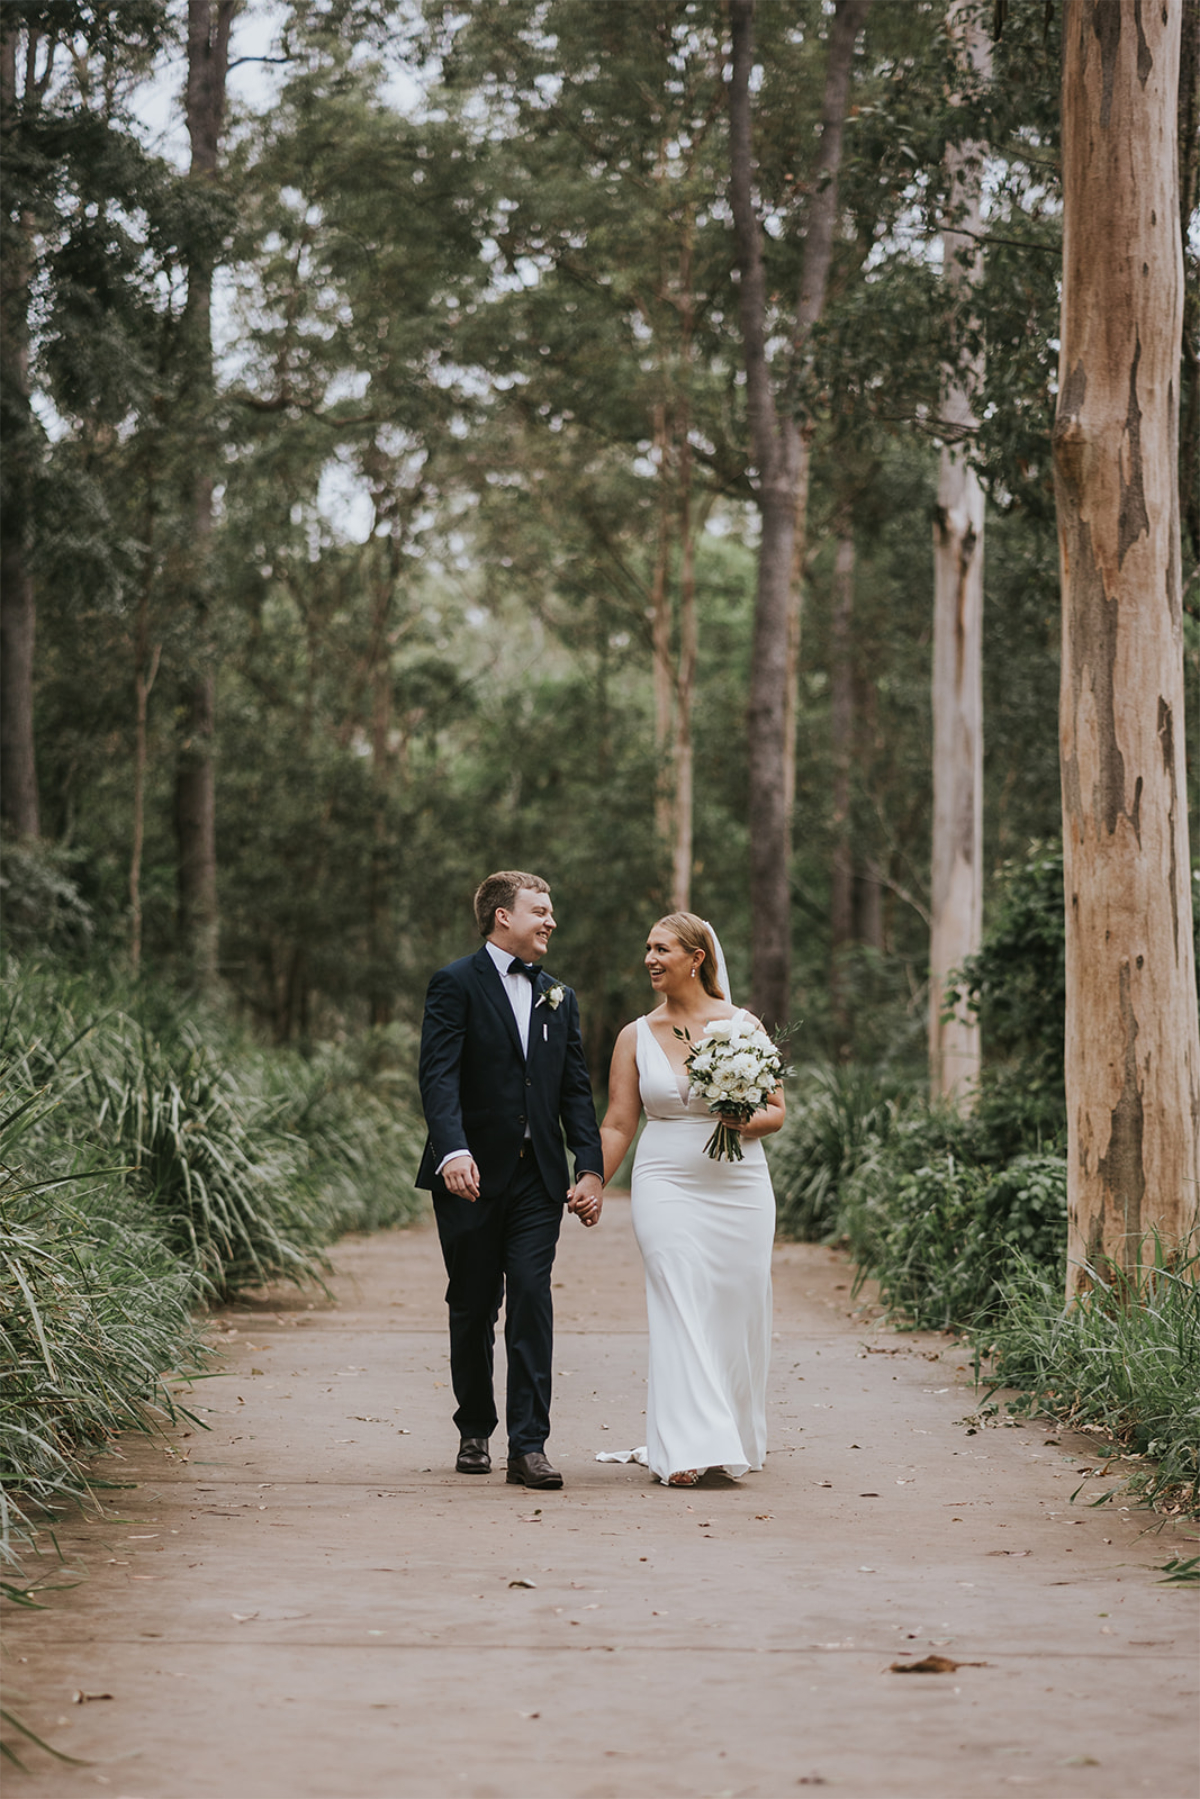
[456,1437,491,1474]
[506,1450,563,1489]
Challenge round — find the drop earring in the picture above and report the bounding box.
[690,966,697,979]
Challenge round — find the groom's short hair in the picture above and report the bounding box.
[474,871,550,937]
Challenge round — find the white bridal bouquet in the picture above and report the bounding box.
[675,1015,785,1162]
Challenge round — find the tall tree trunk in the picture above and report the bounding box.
[368,533,399,1029]
[671,418,698,911]
[0,28,40,838]
[928,0,990,1107]
[130,521,162,976]
[650,401,675,855]
[1054,0,1200,1294]
[1178,0,1199,561]
[728,0,871,1029]
[829,527,856,1048]
[174,0,235,986]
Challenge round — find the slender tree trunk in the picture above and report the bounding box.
[0,29,40,838]
[928,0,990,1107]
[671,419,698,911]
[1054,0,1200,1293]
[829,528,856,1047]
[174,0,235,986]
[728,0,870,1029]
[368,531,400,1028]
[650,401,675,854]
[130,525,162,975]
[856,858,885,953]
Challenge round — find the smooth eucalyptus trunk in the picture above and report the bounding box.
[1054,0,1200,1292]
[929,0,989,1107]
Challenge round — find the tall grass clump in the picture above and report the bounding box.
[980,1237,1200,1514]
[0,1090,206,1554]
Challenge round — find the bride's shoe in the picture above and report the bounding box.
[667,1469,702,1486]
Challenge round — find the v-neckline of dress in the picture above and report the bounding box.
[645,1011,739,1106]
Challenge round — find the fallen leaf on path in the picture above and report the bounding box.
[987,1549,1030,1557]
[518,1711,540,1719]
[1060,1756,1099,1767]
[890,1655,987,1674]
[71,1692,113,1704]
[518,1513,542,1524]
[509,1578,536,1589]
[230,1611,259,1622]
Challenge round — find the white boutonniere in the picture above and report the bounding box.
[537,982,566,1012]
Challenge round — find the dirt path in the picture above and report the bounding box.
[7,1199,1197,1798]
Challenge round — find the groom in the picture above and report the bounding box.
[416,871,604,1490]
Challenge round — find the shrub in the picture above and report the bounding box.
[770,1061,911,1240]
[843,1147,1067,1331]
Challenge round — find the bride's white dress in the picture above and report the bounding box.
[630,1011,775,1481]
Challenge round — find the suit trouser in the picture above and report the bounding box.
[433,1152,563,1454]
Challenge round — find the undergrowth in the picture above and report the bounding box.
[980,1240,1200,1515]
[0,962,426,1559]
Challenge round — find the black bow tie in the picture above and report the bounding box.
[507,958,542,983]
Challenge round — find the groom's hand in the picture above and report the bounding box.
[441,1154,481,1201]
[567,1172,603,1227]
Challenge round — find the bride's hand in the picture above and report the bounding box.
[717,1109,767,1142]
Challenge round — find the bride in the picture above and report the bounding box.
[599,913,784,1486]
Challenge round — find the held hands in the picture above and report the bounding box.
[567,1172,603,1228]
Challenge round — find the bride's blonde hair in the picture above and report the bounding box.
[655,912,725,1000]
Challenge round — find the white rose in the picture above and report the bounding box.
[706,1020,734,1040]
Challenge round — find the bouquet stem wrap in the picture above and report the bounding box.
[675,1016,784,1162]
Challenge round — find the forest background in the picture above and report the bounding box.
[2,0,1199,1548]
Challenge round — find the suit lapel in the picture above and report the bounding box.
[473,945,525,1062]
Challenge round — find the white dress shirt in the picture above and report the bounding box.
[436,939,535,1175]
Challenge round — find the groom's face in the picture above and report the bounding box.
[494,887,556,964]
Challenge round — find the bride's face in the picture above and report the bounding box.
[645,928,701,995]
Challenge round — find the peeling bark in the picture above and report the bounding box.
[1055,0,1200,1295]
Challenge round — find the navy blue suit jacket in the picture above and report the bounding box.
[415,945,603,1202]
